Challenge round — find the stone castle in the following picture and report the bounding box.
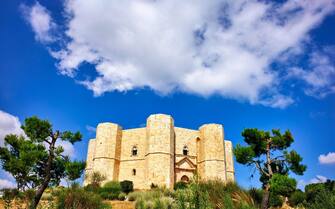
[84,114,234,189]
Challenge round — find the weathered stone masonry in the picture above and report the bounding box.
[84,114,235,189]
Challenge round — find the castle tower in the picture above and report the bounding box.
[224,140,235,181]
[84,139,96,186]
[145,114,175,189]
[198,124,226,181]
[93,122,122,183]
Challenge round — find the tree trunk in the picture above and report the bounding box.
[30,137,56,209]
[30,180,49,209]
[261,184,270,209]
[261,140,273,209]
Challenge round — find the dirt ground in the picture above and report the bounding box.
[106,200,135,209]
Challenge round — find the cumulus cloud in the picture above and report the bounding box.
[0,110,24,146]
[288,48,335,98]
[0,110,75,158]
[55,140,76,158]
[25,0,335,107]
[0,179,16,189]
[319,152,335,164]
[21,1,55,43]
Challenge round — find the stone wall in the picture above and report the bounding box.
[119,128,147,189]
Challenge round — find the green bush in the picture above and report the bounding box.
[55,187,110,209]
[120,180,133,194]
[307,190,335,209]
[174,181,188,190]
[269,193,283,208]
[118,192,126,201]
[288,190,305,207]
[99,181,121,200]
[84,183,100,193]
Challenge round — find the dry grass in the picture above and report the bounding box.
[105,200,135,209]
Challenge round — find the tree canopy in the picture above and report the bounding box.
[0,116,85,209]
[234,128,306,209]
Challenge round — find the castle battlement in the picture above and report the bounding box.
[84,114,234,189]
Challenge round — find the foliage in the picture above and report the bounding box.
[118,192,126,200]
[120,180,133,194]
[268,193,283,208]
[174,181,188,190]
[269,174,296,196]
[2,188,19,209]
[234,128,306,209]
[307,190,335,209]
[304,179,335,209]
[99,181,121,200]
[54,187,110,209]
[65,160,86,183]
[0,135,45,190]
[86,171,106,189]
[130,188,175,209]
[248,188,263,207]
[288,190,305,207]
[0,116,84,209]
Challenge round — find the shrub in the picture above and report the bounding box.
[120,180,133,194]
[118,192,126,201]
[307,190,335,209]
[174,181,188,190]
[54,187,110,209]
[128,192,139,201]
[2,188,19,209]
[99,181,121,200]
[84,183,100,193]
[269,193,283,208]
[288,190,305,207]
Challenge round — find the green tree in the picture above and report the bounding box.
[234,128,306,209]
[0,135,45,190]
[0,116,84,209]
[65,160,86,186]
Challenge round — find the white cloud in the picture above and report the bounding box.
[310,175,328,183]
[26,0,335,107]
[319,152,335,164]
[86,125,96,133]
[0,110,24,146]
[0,179,16,189]
[21,2,55,43]
[0,110,75,158]
[288,49,335,98]
[55,140,75,158]
[298,175,329,190]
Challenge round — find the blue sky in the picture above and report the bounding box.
[0,0,334,189]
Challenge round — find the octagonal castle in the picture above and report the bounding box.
[84,114,234,189]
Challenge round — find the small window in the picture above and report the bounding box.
[132,169,136,176]
[183,146,188,156]
[132,146,138,156]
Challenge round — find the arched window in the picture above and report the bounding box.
[132,169,136,176]
[181,175,189,182]
[132,146,138,156]
[183,146,188,156]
